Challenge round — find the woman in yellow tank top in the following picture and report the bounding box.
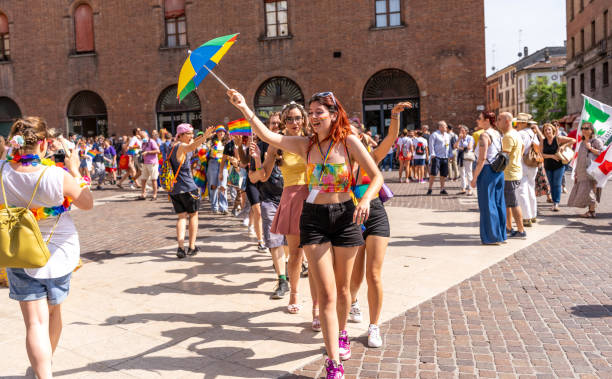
[228,89,383,377]
[269,102,320,330]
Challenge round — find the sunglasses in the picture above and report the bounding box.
[581,127,591,130]
[285,116,303,123]
[314,91,337,107]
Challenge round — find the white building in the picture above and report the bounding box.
[517,56,567,114]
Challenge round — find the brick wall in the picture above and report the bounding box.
[0,0,486,135]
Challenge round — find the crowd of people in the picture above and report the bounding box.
[0,97,607,378]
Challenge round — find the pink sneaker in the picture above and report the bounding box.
[325,358,345,379]
[338,330,351,360]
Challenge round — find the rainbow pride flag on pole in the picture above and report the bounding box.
[86,150,99,159]
[177,33,238,102]
[228,118,251,136]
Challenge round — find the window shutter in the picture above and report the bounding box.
[0,14,8,35]
[75,4,94,52]
[165,0,185,18]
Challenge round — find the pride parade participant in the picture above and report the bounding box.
[206,126,228,214]
[168,123,211,258]
[2,117,94,379]
[227,89,383,379]
[348,101,412,348]
[269,102,320,330]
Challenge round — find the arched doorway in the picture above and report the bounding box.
[156,84,201,135]
[67,91,108,137]
[254,77,304,119]
[0,97,21,137]
[363,69,420,136]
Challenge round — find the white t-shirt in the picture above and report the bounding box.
[129,136,142,149]
[518,128,539,156]
[397,136,412,156]
[0,162,80,279]
[413,137,428,159]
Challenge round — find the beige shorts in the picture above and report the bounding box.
[141,163,159,181]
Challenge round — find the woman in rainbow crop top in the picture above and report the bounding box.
[268,102,320,331]
[228,90,383,379]
[346,102,412,349]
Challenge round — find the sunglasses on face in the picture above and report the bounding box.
[285,116,303,123]
[581,127,591,130]
[314,91,337,107]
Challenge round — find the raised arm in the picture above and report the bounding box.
[346,134,383,223]
[178,127,213,157]
[372,102,412,163]
[227,89,308,158]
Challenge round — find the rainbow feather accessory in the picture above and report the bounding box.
[228,118,251,136]
[193,168,207,189]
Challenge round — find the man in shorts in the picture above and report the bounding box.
[426,121,451,195]
[499,112,526,238]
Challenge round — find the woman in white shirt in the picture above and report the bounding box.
[2,117,93,379]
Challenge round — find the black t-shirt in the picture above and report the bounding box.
[259,164,284,204]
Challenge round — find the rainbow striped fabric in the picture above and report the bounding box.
[177,33,238,102]
[86,150,99,159]
[228,118,251,136]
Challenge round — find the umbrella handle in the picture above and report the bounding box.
[203,66,230,91]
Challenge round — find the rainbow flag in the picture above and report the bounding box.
[228,118,251,136]
[86,150,99,159]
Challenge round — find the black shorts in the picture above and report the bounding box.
[300,200,364,247]
[245,180,261,205]
[363,198,390,239]
[169,190,201,214]
[430,157,449,177]
[504,180,520,208]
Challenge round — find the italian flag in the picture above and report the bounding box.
[578,95,612,188]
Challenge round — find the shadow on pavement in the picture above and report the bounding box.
[570,305,612,318]
[389,232,481,247]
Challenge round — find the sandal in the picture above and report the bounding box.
[311,316,321,332]
[580,211,596,218]
[287,304,301,314]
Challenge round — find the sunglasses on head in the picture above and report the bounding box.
[314,91,337,107]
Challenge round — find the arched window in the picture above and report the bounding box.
[363,69,420,134]
[156,85,201,134]
[67,91,107,136]
[74,4,94,53]
[0,13,9,60]
[254,77,304,118]
[165,0,187,47]
[0,97,22,137]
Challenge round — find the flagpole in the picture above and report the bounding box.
[203,66,230,91]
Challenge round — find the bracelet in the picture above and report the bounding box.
[256,167,263,171]
[78,176,91,189]
[391,113,400,120]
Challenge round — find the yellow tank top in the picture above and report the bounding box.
[280,151,306,187]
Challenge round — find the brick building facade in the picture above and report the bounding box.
[0,0,485,137]
[565,0,611,115]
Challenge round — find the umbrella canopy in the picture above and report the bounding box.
[177,33,238,102]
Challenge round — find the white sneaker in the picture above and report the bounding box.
[368,324,382,348]
[349,301,362,323]
[248,225,256,237]
[242,216,250,227]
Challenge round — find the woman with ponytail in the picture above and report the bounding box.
[227,89,383,379]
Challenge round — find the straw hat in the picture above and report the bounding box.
[513,113,532,124]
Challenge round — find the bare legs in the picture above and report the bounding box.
[270,246,286,276]
[20,300,63,379]
[349,236,389,325]
[286,234,303,306]
[250,204,263,242]
[176,212,198,250]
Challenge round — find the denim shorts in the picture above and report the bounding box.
[6,268,72,305]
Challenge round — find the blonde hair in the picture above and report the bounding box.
[542,122,557,136]
[280,102,308,136]
[9,117,51,152]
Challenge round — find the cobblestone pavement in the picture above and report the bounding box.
[289,177,612,379]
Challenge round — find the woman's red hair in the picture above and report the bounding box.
[308,93,351,143]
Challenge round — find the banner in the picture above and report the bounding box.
[579,95,612,188]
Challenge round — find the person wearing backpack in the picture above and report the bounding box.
[412,131,428,183]
[396,129,412,183]
[2,117,93,379]
[167,123,211,258]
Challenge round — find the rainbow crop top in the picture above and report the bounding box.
[306,141,351,193]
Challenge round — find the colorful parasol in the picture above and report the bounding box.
[177,33,239,102]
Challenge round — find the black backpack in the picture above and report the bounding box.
[415,142,425,155]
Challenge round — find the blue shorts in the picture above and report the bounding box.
[430,157,449,177]
[413,159,426,166]
[6,268,72,305]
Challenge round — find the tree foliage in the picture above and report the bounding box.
[525,76,567,124]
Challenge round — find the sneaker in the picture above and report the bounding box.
[440,189,448,195]
[523,219,532,227]
[300,262,309,278]
[510,230,527,239]
[271,278,289,299]
[325,358,345,379]
[248,225,256,236]
[426,189,432,196]
[349,301,362,323]
[368,324,383,348]
[232,207,241,217]
[187,246,199,256]
[257,241,268,253]
[531,217,537,223]
[176,247,186,259]
[420,179,427,184]
[338,330,351,360]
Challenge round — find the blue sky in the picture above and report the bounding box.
[485,0,567,76]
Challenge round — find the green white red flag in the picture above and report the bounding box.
[577,95,612,188]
